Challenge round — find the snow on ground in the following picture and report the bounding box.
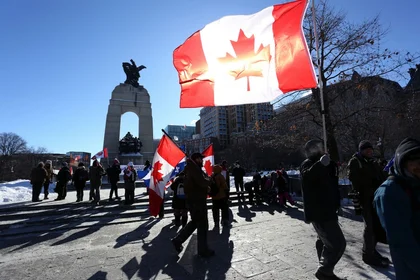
[0,180,56,204]
[0,170,349,205]
[0,180,33,203]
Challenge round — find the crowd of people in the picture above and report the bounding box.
[28,137,420,280]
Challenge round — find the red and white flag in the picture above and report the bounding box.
[91,148,108,160]
[173,0,316,108]
[149,135,185,216]
[201,144,214,176]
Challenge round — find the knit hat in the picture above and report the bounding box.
[127,162,134,167]
[114,158,120,164]
[359,140,373,152]
[62,162,68,167]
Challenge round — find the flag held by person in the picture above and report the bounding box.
[148,135,185,216]
[173,0,316,108]
[91,148,108,160]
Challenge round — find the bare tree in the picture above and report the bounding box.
[0,133,27,156]
[302,0,419,160]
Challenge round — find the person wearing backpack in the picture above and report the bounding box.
[171,153,214,258]
[170,171,188,227]
[211,165,229,228]
[72,162,89,202]
[348,140,389,268]
[374,138,420,280]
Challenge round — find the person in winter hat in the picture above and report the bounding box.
[123,162,137,205]
[374,138,420,279]
[107,158,122,201]
[348,140,389,268]
[300,140,345,280]
[43,160,53,199]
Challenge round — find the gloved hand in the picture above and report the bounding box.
[320,154,330,166]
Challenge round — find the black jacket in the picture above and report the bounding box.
[72,167,89,187]
[300,156,340,223]
[107,164,121,183]
[232,166,245,182]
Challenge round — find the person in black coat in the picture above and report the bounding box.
[107,159,122,201]
[56,162,72,201]
[72,162,89,202]
[232,161,246,200]
[300,140,346,280]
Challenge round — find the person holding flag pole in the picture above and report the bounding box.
[299,1,347,280]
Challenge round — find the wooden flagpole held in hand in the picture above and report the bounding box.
[311,0,328,153]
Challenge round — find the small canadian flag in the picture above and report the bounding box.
[92,148,108,160]
[201,144,214,176]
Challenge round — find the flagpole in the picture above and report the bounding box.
[311,0,328,153]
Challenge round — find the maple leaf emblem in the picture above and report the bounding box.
[152,161,164,187]
[218,29,271,91]
[203,160,213,176]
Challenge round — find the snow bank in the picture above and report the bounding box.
[0,179,56,204]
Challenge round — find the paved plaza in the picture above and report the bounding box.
[0,189,395,280]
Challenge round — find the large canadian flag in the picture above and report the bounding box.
[202,144,214,176]
[173,0,316,108]
[148,135,185,216]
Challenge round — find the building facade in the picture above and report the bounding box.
[199,102,274,148]
[164,125,195,142]
[199,106,229,148]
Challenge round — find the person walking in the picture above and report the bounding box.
[374,138,420,279]
[300,140,346,280]
[30,162,48,202]
[171,153,214,258]
[107,158,122,201]
[348,140,389,267]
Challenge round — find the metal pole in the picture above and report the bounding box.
[311,0,328,153]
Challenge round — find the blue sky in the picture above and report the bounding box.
[0,0,418,155]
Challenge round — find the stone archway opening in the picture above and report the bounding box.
[120,112,139,139]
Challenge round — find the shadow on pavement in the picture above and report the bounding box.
[118,216,234,280]
[114,217,160,248]
[87,270,107,280]
[237,203,256,222]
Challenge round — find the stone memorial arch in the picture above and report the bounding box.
[103,60,154,164]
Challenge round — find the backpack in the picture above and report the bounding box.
[176,182,186,199]
[209,174,219,197]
